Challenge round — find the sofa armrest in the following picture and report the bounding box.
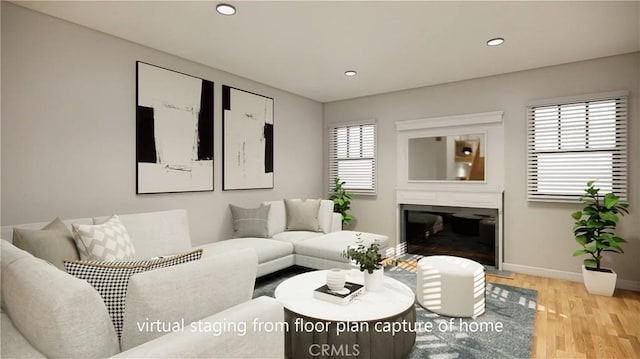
[1,310,46,359]
[330,212,343,232]
[114,296,284,359]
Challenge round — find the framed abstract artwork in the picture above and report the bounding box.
[222,85,274,190]
[136,62,214,194]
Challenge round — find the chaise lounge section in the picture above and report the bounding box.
[201,199,390,276]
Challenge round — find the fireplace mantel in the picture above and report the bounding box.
[396,189,503,210]
[395,111,505,269]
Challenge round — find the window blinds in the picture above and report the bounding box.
[526,93,628,202]
[328,122,376,195]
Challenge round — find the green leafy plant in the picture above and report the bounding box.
[342,233,382,274]
[330,178,354,226]
[571,181,629,270]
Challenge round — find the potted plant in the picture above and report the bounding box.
[342,234,384,291]
[571,180,629,296]
[330,178,354,228]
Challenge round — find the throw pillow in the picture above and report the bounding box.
[12,218,80,271]
[72,215,136,261]
[284,199,321,232]
[229,204,270,238]
[63,249,203,341]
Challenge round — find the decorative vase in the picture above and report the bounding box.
[326,268,346,292]
[582,265,616,296]
[364,268,384,292]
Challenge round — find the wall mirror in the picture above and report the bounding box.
[408,134,485,181]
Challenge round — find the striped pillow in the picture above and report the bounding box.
[229,204,270,238]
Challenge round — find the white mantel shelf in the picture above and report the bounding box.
[396,189,503,211]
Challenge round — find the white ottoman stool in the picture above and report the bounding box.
[416,255,485,318]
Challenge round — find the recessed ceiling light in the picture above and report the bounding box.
[216,3,236,16]
[487,37,504,46]
[344,70,357,77]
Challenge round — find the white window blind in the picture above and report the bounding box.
[527,92,628,202]
[328,121,376,195]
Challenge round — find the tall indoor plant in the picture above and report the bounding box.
[330,178,354,228]
[571,181,629,296]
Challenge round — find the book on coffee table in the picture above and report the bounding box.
[313,281,365,305]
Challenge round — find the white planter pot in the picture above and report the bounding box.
[364,268,384,292]
[326,268,346,292]
[582,265,616,297]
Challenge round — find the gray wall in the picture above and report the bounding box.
[324,53,640,283]
[1,3,324,246]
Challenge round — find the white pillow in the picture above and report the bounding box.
[285,199,321,232]
[72,215,136,261]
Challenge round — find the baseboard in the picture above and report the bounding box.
[502,262,640,292]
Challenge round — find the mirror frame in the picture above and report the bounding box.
[406,131,487,183]
[396,111,504,191]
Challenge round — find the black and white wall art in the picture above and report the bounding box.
[222,86,274,190]
[136,62,214,194]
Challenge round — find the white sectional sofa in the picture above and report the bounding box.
[0,199,389,358]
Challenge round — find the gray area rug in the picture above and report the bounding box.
[254,266,537,359]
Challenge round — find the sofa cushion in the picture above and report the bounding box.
[199,238,294,264]
[12,217,80,271]
[64,249,203,340]
[120,249,258,351]
[72,215,136,261]
[1,240,120,358]
[294,231,390,263]
[95,209,192,259]
[271,230,323,245]
[115,296,284,359]
[0,218,93,246]
[229,204,270,238]
[285,199,321,231]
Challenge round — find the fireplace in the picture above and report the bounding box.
[395,110,505,269]
[399,204,499,267]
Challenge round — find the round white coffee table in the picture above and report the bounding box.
[275,269,416,359]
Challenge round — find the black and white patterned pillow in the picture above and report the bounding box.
[72,215,136,262]
[64,249,203,340]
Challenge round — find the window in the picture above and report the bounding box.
[328,121,376,195]
[527,91,628,202]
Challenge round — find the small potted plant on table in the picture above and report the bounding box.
[342,234,384,291]
[572,181,629,296]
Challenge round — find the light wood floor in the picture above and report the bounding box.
[487,273,640,359]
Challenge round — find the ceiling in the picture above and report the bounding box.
[14,1,640,103]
